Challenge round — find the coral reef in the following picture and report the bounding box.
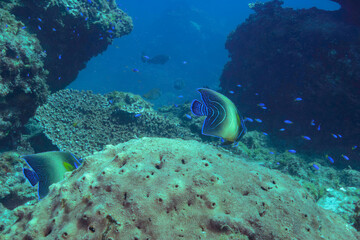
[0,151,37,211]
[0,0,132,143]
[2,138,359,239]
[219,0,360,168]
[35,90,198,157]
[1,0,133,91]
[0,8,48,145]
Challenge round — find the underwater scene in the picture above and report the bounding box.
[0,0,359,239]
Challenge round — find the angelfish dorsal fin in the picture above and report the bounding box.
[23,168,39,186]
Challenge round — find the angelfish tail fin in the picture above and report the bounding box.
[191,100,205,116]
[23,168,39,186]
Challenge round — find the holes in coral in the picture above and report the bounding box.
[204,163,209,167]
[89,226,95,233]
[175,184,179,188]
[242,190,250,196]
[44,225,53,237]
[181,159,185,164]
[105,185,111,192]
[62,232,68,239]
[217,153,222,158]
[306,227,311,232]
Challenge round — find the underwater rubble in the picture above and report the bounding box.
[219,0,360,168]
[1,138,359,239]
[0,0,132,146]
[34,89,200,157]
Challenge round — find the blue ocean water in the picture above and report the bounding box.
[68,0,340,107]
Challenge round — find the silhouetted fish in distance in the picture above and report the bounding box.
[191,88,247,146]
[22,151,82,200]
[141,52,170,65]
[142,88,162,100]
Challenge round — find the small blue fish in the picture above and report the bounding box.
[288,150,296,153]
[236,84,242,87]
[317,124,321,131]
[302,136,311,141]
[257,103,265,107]
[341,155,349,161]
[245,117,253,122]
[182,61,188,64]
[22,26,26,29]
[313,164,319,170]
[178,95,184,98]
[174,104,178,108]
[58,54,62,60]
[52,28,56,31]
[185,114,192,119]
[262,132,268,136]
[261,106,267,110]
[38,26,41,30]
[326,155,334,163]
[255,118,262,123]
[269,152,274,155]
[294,97,303,101]
[229,91,234,94]
[331,133,338,139]
[352,146,358,150]
[108,100,113,104]
[132,68,139,72]
[310,120,315,126]
[279,128,286,131]
[337,134,342,138]
[134,113,142,118]
[276,162,280,165]
[38,18,42,22]
[284,120,293,124]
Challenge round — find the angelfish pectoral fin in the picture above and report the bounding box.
[23,168,39,186]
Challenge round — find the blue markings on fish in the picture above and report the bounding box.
[341,155,349,160]
[302,136,311,141]
[326,155,334,163]
[284,120,293,124]
[288,149,296,153]
[191,88,246,146]
[21,151,82,200]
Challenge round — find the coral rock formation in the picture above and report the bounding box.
[0,8,48,144]
[1,138,359,239]
[220,0,360,164]
[0,0,132,143]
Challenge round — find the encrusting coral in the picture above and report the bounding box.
[35,90,199,157]
[1,138,359,239]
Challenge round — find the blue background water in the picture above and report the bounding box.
[68,0,340,107]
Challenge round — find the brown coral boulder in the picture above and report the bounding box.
[2,138,358,239]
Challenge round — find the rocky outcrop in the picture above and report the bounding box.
[0,0,132,144]
[1,138,358,239]
[220,0,360,167]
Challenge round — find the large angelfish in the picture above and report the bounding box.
[21,151,82,200]
[191,88,247,145]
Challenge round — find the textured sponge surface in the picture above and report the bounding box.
[3,138,359,239]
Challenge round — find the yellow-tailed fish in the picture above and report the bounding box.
[21,151,82,200]
[191,88,247,145]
